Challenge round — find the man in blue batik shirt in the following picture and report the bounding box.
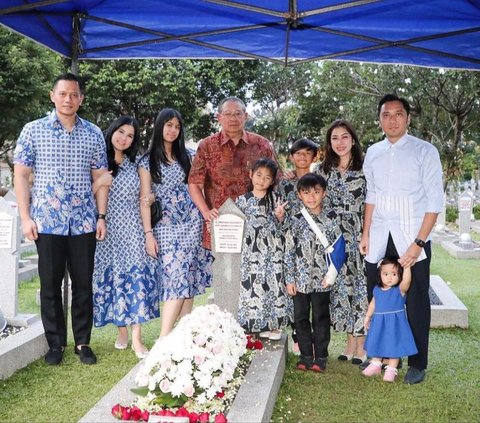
[14,73,109,366]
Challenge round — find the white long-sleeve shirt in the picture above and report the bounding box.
[363,133,443,263]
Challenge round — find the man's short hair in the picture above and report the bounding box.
[297,173,327,192]
[53,73,85,94]
[218,96,246,113]
[377,93,410,117]
[289,138,319,155]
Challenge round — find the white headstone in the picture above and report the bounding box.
[211,198,246,318]
[458,192,473,238]
[0,196,21,318]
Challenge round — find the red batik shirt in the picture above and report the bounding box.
[189,130,274,248]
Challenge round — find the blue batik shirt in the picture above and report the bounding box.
[13,110,107,235]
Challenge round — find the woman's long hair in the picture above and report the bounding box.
[322,119,363,173]
[149,108,191,184]
[104,115,140,177]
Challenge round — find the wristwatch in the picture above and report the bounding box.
[414,238,426,248]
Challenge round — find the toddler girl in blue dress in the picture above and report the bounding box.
[362,257,417,382]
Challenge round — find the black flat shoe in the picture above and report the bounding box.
[74,345,97,365]
[45,347,64,365]
[337,354,353,361]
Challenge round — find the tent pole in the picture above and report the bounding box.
[71,13,80,74]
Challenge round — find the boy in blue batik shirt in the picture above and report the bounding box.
[285,173,345,372]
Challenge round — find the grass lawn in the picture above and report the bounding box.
[273,244,480,423]
[1,244,479,422]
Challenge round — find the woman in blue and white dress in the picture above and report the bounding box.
[93,116,160,359]
[139,108,213,338]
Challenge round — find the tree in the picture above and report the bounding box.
[0,27,62,163]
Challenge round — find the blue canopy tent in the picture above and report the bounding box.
[1,0,480,70]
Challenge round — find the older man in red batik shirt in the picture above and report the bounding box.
[188,96,275,249]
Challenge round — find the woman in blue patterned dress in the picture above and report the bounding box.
[139,108,213,337]
[93,116,160,359]
[314,119,368,365]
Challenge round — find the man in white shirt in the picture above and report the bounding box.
[360,94,443,384]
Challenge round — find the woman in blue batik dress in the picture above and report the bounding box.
[314,119,368,365]
[139,108,213,338]
[93,116,160,359]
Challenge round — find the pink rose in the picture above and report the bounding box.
[164,410,176,417]
[121,407,131,421]
[183,384,195,397]
[212,344,223,354]
[176,407,190,417]
[189,412,200,423]
[111,404,123,420]
[198,412,210,422]
[130,406,142,421]
[159,379,171,393]
[214,413,228,423]
[141,410,150,422]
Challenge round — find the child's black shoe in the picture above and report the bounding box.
[312,357,327,372]
[296,356,313,371]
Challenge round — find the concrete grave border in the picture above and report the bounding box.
[79,335,287,423]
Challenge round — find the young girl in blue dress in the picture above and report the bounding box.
[139,108,213,338]
[236,158,292,340]
[362,257,418,382]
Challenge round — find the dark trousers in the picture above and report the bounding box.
[293,291,331,360]
[35,232,96,348]
[365,234,431,370]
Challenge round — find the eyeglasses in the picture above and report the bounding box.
[221,111,244,119]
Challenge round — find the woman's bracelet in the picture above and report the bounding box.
[97,213,106,220]
[144,230,153,235]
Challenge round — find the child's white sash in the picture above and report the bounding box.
[300,207,345,286]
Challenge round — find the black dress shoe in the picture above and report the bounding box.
[74,345,97,365]
[45,347,64,365]
[404,366,425,384]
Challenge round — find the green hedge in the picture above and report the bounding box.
[474,204,480,220]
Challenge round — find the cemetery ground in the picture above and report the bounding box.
[0,245,478,423]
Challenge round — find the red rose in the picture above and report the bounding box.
[214,412,228,423]
[216,391,225,398]
[246,340,255,349]
[111,404,123,420]
[164,409,176,417]
[176,407,190,417]
[121,407,131,421]
[253,339,263,350]
[141,410,150,422]
[198,411,210,422]
[130,406,142,421]
[189,411,200,423]
[157,409,167,416]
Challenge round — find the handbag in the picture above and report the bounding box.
[150,199,162,227]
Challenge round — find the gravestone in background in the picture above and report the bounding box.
[0,196,21,319]
[458,192,473,246]
[211,198,246,318]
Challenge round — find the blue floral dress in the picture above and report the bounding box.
[93,158,160,327]
[315,164,368,336]
[139,152,213,301]
[236,191,293,333]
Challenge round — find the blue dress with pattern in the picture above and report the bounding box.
[139,152,213,301]
[364,285,418,358]
[93,158,160,327]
